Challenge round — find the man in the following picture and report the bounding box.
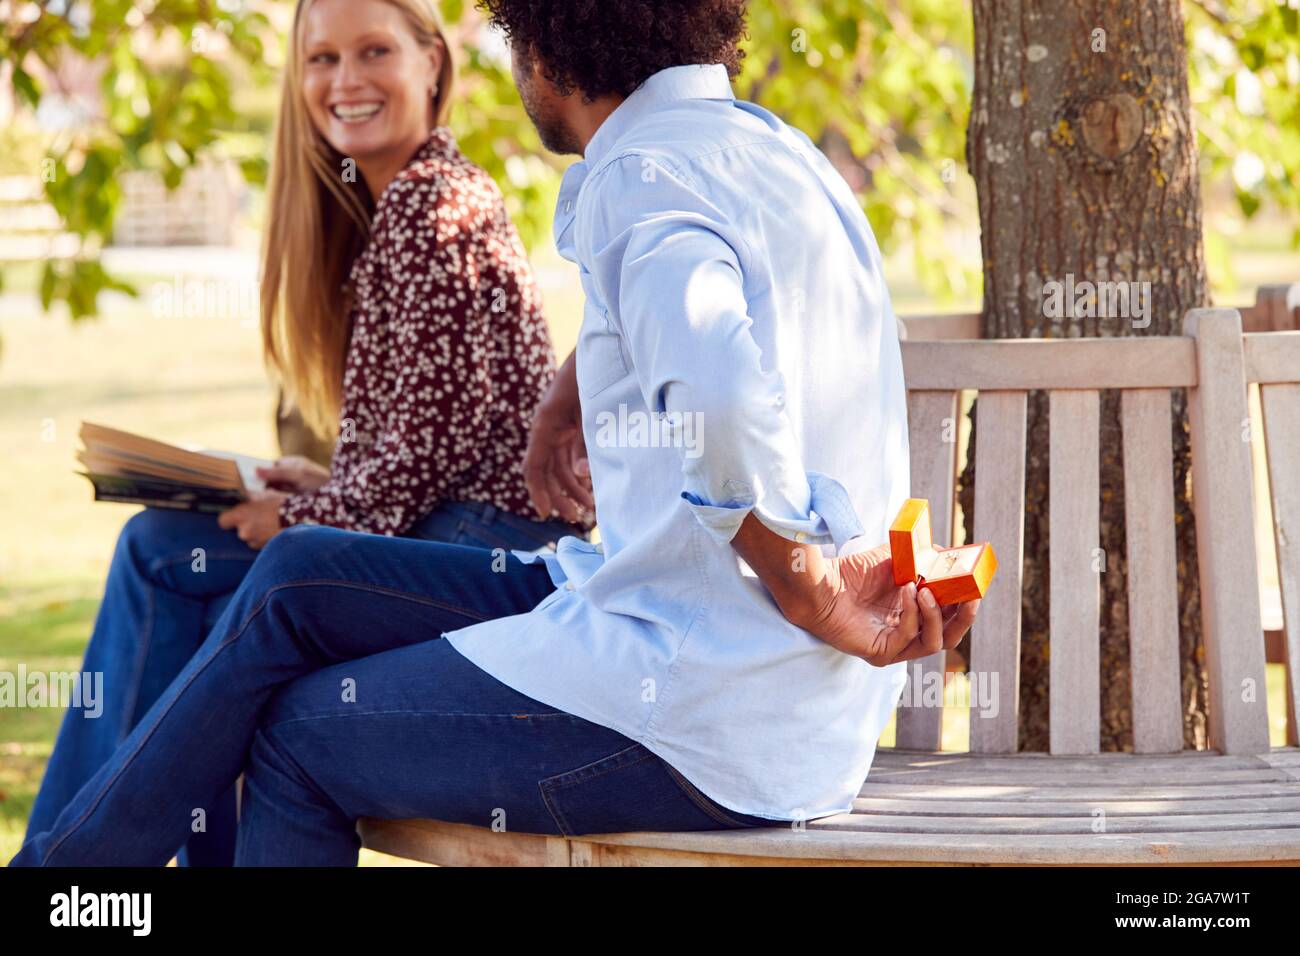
[13,0,978,866]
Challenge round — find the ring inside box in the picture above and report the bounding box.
[919,544,985,579]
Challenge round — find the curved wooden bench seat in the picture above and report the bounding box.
[358,308,1300,866]
[359,748,1300,866]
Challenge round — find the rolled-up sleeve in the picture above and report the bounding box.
[581,156,865,552]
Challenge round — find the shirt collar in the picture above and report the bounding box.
[583,63,735,169]
[553,64,736,261]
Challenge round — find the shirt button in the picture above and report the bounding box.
[565,582,575,590]
[794,531,807,543]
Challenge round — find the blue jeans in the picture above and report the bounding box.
[23,500,584,867]
[12,524,780,866]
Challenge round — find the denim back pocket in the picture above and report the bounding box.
[538,742,761,837]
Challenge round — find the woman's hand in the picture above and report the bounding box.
[523,351,594,523]
[800,543,980,665]
[218,490,290,550]
[256,455,331,495]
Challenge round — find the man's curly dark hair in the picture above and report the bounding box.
[477,0,749,101]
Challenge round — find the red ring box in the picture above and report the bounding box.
[889,498,997,605]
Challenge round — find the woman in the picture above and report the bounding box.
[24,0,593,866]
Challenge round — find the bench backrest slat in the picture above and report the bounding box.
[1244,331,1300,384]
[902,338,1196,390]
[895,389,960,750]
[1183,310,1271,755]
[1119,388,1185,753]
[1256,382,1300,746]
[1048,389,1101,754]
[968,390,1027,754]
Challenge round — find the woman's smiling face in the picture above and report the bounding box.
[300,0,441,178]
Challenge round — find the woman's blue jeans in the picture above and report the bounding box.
[22,500,585,866]
[14,523,782,865]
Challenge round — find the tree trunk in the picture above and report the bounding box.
[960,0,1211,751]
[274,391,336,468]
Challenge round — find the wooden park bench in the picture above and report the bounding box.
[358,304,1300,866]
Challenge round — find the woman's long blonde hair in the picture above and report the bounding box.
[261,0,457,440]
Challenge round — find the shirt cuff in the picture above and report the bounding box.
[680,470,866,553]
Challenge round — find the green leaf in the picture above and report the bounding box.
[39,262,57,312]
[1236,189,1261,219]
[11,67,40,108]
[834,17,860,51]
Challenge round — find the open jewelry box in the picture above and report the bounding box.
[889,498,998,605]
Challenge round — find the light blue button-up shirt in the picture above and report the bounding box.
[444,63,911,821]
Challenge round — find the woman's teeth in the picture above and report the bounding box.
[332,103,382,123]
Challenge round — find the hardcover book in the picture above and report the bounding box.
[75,422,271,514]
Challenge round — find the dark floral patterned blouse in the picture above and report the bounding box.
[279,127,583,536]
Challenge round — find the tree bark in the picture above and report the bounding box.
[961,0,1211,750]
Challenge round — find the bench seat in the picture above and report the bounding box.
[359,747,1300,866]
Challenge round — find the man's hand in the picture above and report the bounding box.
[256,455,331,494]
[730,513,980,666]
[523,350,595,523]
[800,543,979,666]
[217,490,289,550]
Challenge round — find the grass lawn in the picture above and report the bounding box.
[1,238,1296,865]
[0,244,594,864]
